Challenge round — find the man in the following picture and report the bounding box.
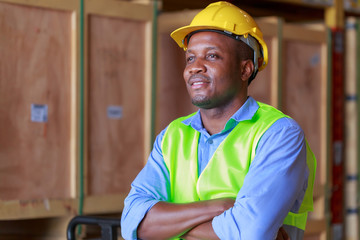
[121,1,316,239]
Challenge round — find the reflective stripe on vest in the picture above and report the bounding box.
[162,102,316,231]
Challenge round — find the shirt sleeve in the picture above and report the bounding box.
[212,117,309,240]
[121,129,170,240]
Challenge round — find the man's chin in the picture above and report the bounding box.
[191,98,212,109]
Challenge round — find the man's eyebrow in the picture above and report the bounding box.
[205,46,218,51]
[186,46,219,54]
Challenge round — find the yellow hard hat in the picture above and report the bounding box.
[170,1,268,72]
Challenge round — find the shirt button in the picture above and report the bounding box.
[208,139,213,144]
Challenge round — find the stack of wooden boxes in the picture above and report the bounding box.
[2,0,358,239]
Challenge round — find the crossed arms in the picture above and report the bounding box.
[121,117,307,239]
[137,199,290,240]
[137,198,235,240]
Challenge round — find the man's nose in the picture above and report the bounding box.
[188,59,206,74]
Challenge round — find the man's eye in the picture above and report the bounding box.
[186,56,194,62]
[207,54,218,59]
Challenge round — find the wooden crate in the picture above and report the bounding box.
[0,0,154,223]
[0,0,79,220]
[156,10,199,134]
[84,0,153,213]
[280,22,329,240]
[281,22,328,188]
[248,17,281,107]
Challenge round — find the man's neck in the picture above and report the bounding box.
[200,96,247,135]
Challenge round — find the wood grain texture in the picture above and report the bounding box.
[0,2,73,200]
[282,40,323,185]
[155,32,197,135]
[88,15,146,195]
[248,36,273,105]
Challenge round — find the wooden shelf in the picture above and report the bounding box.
[162,0,360,24]
[161,0,327,22]
[345,6,360,16]
[272,0,333,8]
[305,218,327,235]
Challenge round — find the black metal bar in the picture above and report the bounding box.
[67,216,120,240]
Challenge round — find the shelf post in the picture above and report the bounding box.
[325,0,345,239]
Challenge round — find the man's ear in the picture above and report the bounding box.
[240,60,255,82]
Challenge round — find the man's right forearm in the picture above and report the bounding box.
[137,198,234,240]
[180,221,219,240]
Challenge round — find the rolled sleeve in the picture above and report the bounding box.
[121,129,170,239]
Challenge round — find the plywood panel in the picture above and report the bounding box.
[0,3,73,200]
[281,24,328,240]
[155,32,197,135]
[248,36,273,105]
[88,15,146,195]
[282,40,323,185]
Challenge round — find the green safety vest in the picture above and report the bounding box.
[162,102,316,231]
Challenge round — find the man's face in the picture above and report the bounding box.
[183,31,246,109]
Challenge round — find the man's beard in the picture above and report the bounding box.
[191,90,238,110]
[191,95,213,109]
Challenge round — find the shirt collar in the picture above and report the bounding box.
[182,96,259,132]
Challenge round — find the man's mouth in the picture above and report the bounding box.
[193,82,204,86]
[188,75,210,89]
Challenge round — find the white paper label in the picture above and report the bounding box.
[31,104,48,122]
[107,105,123,119]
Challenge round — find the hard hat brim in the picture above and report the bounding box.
[171,25,230,50]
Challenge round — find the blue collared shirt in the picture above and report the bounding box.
[121,97,309,239]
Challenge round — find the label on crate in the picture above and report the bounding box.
[31,104,48,122]
[310,53,320,66]
[333,141,343,165]
[107,105,123,119]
